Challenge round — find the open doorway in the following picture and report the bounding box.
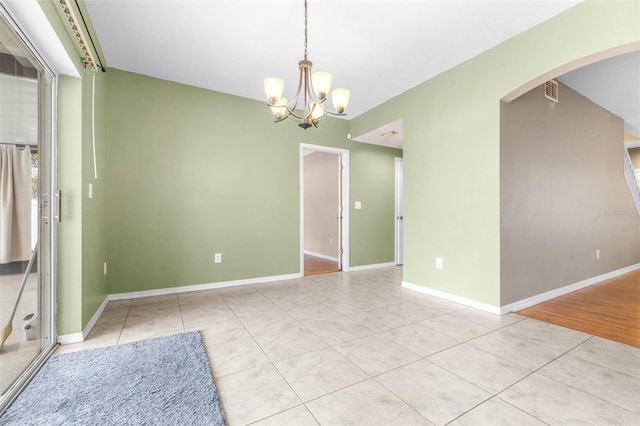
[300,144,349,276]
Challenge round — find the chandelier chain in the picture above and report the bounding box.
[304,0,308,60]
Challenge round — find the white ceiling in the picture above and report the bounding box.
[84,1,637,147]
[85,0,583,120]
[558,50,640,138]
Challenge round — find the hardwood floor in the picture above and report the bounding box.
[304,254,339,276]
[517,269,640,347]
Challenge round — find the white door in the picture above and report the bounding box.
[395,158,404,265]
[337,154,343,270]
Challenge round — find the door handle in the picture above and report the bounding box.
[54,190,61,222]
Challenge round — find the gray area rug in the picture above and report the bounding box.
[0,331,225,425]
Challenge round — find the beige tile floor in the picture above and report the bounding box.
[57,267,640,425]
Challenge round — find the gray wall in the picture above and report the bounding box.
[500,82,640,305]
[304,152,340,259]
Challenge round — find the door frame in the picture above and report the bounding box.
[300,143,350,274]
[395,157,404,265]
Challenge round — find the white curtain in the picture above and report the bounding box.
[0,145,32,264]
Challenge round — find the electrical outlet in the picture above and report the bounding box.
[436,257,443,269]
[214,253,222,263]
[329,238,333,245]
[596,249,600,259]
[103,261,107,275]
[89,183,93,199]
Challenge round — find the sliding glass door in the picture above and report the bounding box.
[0,6,56,412]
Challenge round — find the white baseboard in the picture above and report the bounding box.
[402,262,640,316]
[109,272,303,301]
[402,281,501,315]
[304,250,339,262]
[71,262,636,342]
[57,296,109,345]
[83,297,109,339]
[59,272,302,344]
[57,332,83,345]
[350,262,397,271]
[500,262,640,314]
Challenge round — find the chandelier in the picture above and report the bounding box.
[264,0,350,129]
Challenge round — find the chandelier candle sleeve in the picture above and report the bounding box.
[263,0,350,129]
[312,72,331,99]
[332,88,350,114]
[264,78,284,104]
[271,97,288,120]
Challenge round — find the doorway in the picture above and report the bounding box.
[300,144,349,275]
[0,6,57,412]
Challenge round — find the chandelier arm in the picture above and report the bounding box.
[288,65,306,113]
[271,103,305,122]
[303,67,312,118]
[284,106,305,120]
[323,110,347,117]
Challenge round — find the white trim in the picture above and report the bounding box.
[402,281,501,315]
[57,296,108,345]
[500,263,640,314]
[395,157,403,265]
[0,0,78,77]
[58,272,302,344]
[83,297,108,338]
[402,263,640,316]
[304,250,339,262]
[109,272,302,301]
[350,262,397,271]
[57,332,84,345]
[300,143,350,274]
[625,141,640,149]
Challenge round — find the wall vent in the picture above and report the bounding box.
[544,80,559,103]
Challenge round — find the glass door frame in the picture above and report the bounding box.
[0,3,58,414]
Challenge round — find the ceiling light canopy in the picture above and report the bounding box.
[264,0,350,130]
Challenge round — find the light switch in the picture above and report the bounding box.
[355,201,362,209]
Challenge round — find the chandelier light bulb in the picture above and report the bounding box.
[331,88,350,114]
[270,97,288,120]
[264,78,284,104]
[311,72,332,100]
[310,102,325,120]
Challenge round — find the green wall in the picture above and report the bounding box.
[80,68,108,327]
[56,75,83,335]
[106,69,401,295]
[49,0,640,335]
[39,0,109,335]
[351,0,640,308]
